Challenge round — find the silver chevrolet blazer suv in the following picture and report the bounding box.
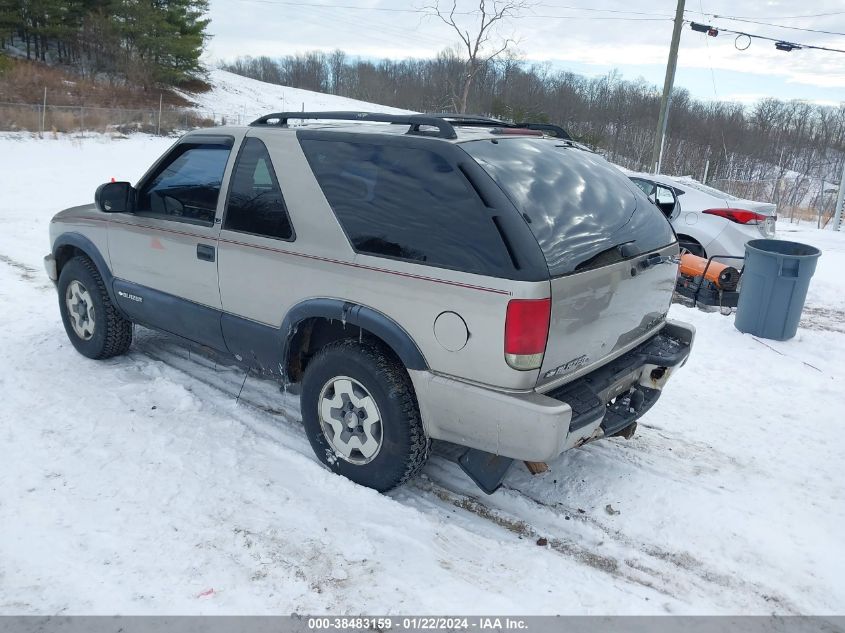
[45,112,694,494]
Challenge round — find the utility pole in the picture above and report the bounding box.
[833,161,845,231]
[651,0,686,174]
[40,87,47,137]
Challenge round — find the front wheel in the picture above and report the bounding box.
[300,339,429,491]
[57,256,132,359]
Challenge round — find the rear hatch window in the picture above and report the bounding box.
[461,138,676,276]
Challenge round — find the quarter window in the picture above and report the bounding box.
[137,143,231,224]
[299,138,512,274]
[224,138,293,240]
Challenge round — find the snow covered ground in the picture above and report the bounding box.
[178,68,410,125]
[1,132,844,616]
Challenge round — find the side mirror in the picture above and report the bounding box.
[95,181,134,213]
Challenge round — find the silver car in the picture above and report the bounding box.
[45,112,694,494]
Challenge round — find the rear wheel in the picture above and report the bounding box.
[300,339,429,491]
[58,256,132,359]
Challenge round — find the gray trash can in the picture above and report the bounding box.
[734,239,821,341]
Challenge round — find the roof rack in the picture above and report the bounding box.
[425,112,572,140]
[250,111,457,140]
[513,122,572,140]
[426,113,507,125]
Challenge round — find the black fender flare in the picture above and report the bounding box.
[281,298,428,377]
[52,232,122,310]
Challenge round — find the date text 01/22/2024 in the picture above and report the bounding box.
[306,617,529,630]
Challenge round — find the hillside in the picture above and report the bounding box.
[0,62,403,134]
[179,68,410,125]
[0,56,194,109]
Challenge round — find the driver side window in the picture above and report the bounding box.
[137,142,232,225]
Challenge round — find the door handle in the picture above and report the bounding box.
[197,243,216,262]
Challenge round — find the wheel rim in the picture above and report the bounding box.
[318,376,383,465]
[65,280,96,341]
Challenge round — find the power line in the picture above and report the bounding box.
[236,0,419,12]
[690,13,845,36]
[535,3,673,17]
[234,0,845,28]
[236,0,672,20]
[233,0,448,48]
[686,9,845,20]
[689,21,845,54]
[521,14,670,20]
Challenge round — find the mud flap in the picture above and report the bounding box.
[458,448,514,495]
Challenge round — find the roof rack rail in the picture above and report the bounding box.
[513,122,572,140]
[250,111,457,140]
[426,112,507,125]
[424,112,572,140]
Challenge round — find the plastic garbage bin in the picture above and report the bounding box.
[734,239,821,341]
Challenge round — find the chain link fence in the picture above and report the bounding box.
[0,102,257,135]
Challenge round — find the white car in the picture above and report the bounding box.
[626,172,777,261]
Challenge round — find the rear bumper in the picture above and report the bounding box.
[411,319,695,462]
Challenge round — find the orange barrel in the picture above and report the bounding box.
[679,253,741,291]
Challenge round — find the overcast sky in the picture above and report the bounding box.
[204,0,845,106]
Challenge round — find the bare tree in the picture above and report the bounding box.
[222,51,845,214]
[423,0,528,113]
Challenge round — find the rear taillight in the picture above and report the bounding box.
[702,208,768,225]
[504,298,551,370]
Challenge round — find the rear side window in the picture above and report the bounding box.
[299,138,513,275]
[463,138,676,276]
[137,143,231,224]
[224,137,294,240]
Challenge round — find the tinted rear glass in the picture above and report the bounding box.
[299,138,513,275]
[462,138,676,276]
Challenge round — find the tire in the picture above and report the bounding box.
[300,339,429,491]
[58,256,132,359]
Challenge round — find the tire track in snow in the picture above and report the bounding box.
[132,329,800,614]
[800,305,845,334]
[415,473,800,614]
[0,253,39,281]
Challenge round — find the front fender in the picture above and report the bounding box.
[52,232,121,307]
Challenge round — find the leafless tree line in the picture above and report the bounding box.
[222,50,845,213]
